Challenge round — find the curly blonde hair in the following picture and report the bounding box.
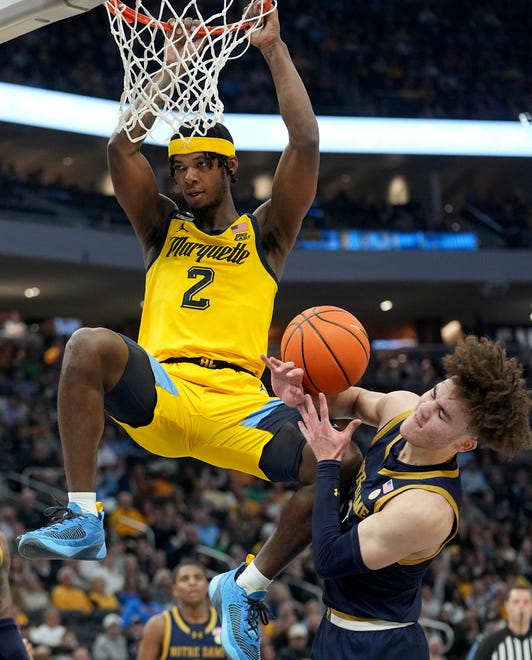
[442,336,531,457]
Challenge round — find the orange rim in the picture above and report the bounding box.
[104,0,273,35]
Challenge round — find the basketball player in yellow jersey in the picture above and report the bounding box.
[18,5,361,660]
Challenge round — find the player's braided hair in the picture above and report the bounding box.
[443,335,532,457]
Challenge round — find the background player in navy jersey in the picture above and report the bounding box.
[264,335,531,659]
[138,558,227,660]
[17,5,361,660]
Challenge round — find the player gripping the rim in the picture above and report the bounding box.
[17,4,362,660]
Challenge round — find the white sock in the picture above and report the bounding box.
[236,560,272,595]
[68,492,98,515]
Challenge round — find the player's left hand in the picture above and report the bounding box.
[298,393,361,462]
[246,3,280,50]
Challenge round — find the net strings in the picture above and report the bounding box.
[105,0,276,142]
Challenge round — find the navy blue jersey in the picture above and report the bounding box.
[160,605,226,658]
[322,411,462,622]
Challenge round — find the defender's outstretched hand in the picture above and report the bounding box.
[261,354,305,407]
[297,393,361,462]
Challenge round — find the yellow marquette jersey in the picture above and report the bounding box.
[138,211,278,377]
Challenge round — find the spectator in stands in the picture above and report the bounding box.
[301,598,324,647]
[130,537,157,578]
[92,613,128,660]
[54,628,82,660]
[120,573,164,628]
[108,491,148,541]
[264,579,293,622]
[88,575,121,614]
[116,556,143,610]
[50,566,93,613]
[191,508,220,548]
[260,637,277,660]
[270,599,304,652]
[29,608,66,653]
[278,622,312,660]
[461,458,492,499]
[0,504,24,543]
[16,489,45,532]
[428,633,447,660]
[78,545,126,597]
[16,571,51,617]
[150,568,174,608]
[125,615,145,660]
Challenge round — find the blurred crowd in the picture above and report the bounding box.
[0,0,530,120]
[1,1,532,248]
[2,162,532,249]
[0,322,530,658]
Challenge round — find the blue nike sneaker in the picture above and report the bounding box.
[18,502,106,560]
[209,557,270,660]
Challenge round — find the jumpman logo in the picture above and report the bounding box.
[177,222,188,233]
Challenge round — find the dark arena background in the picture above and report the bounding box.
[0,1,530,658]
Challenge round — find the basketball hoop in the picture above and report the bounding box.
[104,0,276,144]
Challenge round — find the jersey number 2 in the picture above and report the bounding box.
[182,267,214,309]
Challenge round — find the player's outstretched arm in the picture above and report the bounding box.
[107,18,206,248]
[298,393,361,462]
[249,6,319,269]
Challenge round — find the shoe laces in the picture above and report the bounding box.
[42,504,82,530]
[245,597,270,636]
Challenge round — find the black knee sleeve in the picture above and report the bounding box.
[259,422,306,483]
[104,337,157,428]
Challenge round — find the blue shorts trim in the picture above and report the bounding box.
[240,399,286,429]
[120,334,178,395]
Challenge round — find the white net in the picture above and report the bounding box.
[104,0,276,143]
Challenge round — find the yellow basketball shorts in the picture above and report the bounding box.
[106,337,303,482]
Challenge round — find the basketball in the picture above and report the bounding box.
[280,306,370,395]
